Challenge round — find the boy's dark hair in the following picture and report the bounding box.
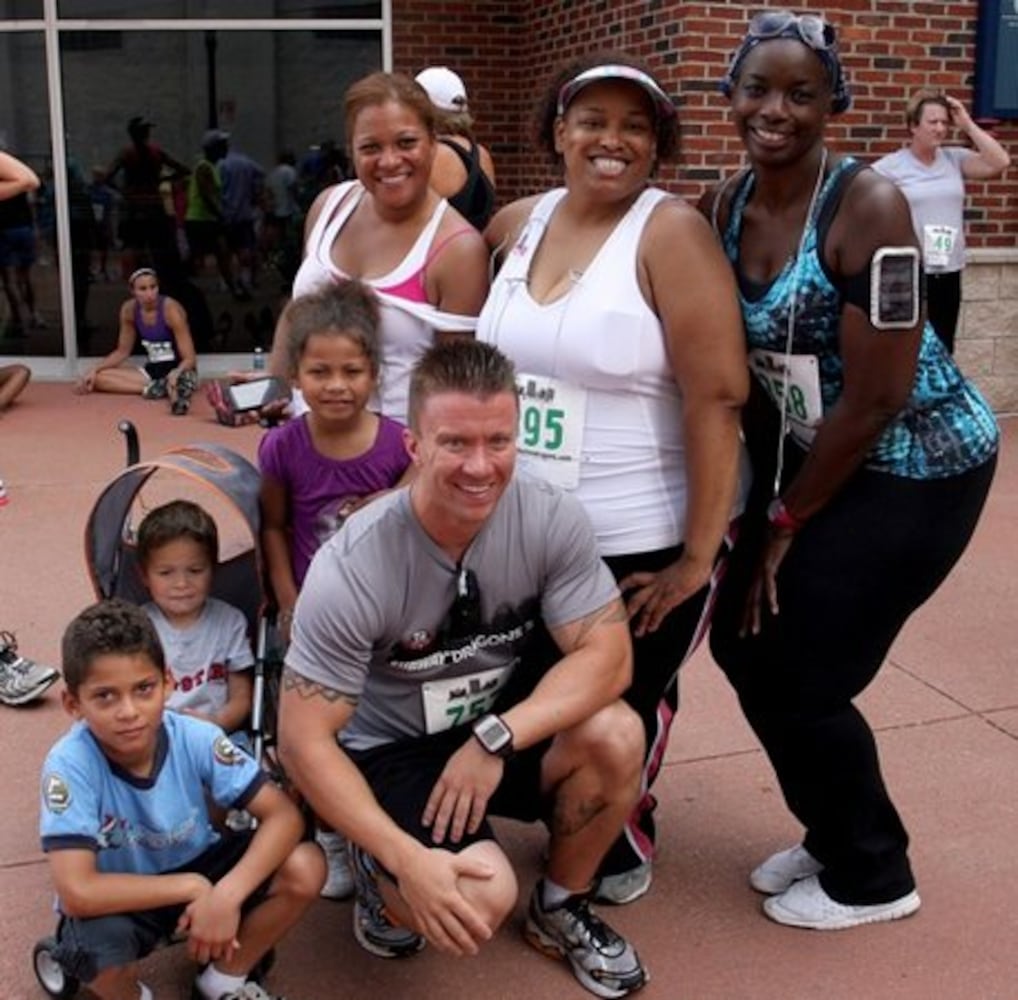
[137,499,218,568]
[535,52,680,167]
[283,280,382,377]
[407,340,517,432]
[62,598,165,694]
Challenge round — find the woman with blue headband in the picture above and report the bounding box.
[480,53,751,910]
[702,11,998,930]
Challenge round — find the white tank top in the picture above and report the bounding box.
[291,181,477,424]
[478,187,748,556]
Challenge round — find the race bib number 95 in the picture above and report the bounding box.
[515,373,586,490]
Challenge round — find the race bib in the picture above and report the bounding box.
[421,667,511,734]
[748,349,823,446]
[515,373,586,490]
[923,224,957,270]
[144,339,175,364]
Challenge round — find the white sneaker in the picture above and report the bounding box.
[763,875,921,930]
[316,830,354,900]
[750,844,823,894]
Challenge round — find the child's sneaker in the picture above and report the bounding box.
[524,880,648,998]
[349,843,425,959]
[192,981,283,1000]
[142,378,168,400]
[316,829,354,900]
[0,630,60,705]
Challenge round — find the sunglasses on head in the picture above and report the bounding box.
[448,567,482,638]
[748,11,834,51]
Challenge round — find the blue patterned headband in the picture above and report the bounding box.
[720,11,851,115]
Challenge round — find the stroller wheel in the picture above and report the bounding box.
[33,936,79,998]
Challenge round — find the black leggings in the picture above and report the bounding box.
[597,536,732,877]
[710,455,996,903]
[926,270,961,355]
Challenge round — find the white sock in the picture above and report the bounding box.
[138,984,154,1000]
[197,963,247,999]
[541,877,574,909]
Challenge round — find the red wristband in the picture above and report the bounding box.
[767,497,804,533]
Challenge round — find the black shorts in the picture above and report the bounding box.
[52,832,269,983]
[349,726,553,853]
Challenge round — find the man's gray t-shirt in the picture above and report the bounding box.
[287,475,619,751]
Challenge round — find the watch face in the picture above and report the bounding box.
[475,715,511,751]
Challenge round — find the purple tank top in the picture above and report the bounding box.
[134,296,178,365]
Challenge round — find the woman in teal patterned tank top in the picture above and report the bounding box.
[701,10,998,933]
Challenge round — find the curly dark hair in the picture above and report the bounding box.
[283,279,382,378]
[62,599,165,694]
[535,52,680,167]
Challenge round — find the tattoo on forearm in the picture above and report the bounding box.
[552,795,608,837]
[282,666,357,706]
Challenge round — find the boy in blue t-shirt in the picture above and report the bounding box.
[39,599,325,1000]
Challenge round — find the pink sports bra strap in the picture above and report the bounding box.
[423,226,475,270]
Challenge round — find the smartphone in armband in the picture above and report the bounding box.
[226,376,289,412]
[870,247,920,331]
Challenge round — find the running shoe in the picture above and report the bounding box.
[524,880,648,998]
[192,980,283,1000]
[763,875,921,930]
[750,844,823,894]
[142,378,168,400]
[349,843,424,959]
[593,862,653,905]
[0,631,60,706]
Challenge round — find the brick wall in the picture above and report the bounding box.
[392,0,1017,410]
[392,0,1015,243]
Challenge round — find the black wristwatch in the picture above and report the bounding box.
[472,713,514,759]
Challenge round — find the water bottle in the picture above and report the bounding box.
[0,479,7,506]
[252,347,266,372]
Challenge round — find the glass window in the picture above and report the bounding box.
[0,32,63,356]
[0,2,43,17]
[58,1,382,18]
[60,28,381,358]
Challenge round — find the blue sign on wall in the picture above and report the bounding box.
[975,0,1018,119]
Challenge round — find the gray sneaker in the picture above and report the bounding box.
[349,843,425,959]
[593,862,653,905]
[524,881,648,998]
[142,378,168,400]
[0,631,60,706]
[750,844,823,895]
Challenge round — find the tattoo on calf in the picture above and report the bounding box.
[552,795,608,837]
[282,666,357,706]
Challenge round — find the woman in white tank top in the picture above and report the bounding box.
[478,56,751,902]
[265,72,488,426]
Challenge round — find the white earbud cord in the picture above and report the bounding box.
[772,145,828,498]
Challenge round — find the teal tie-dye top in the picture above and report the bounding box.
[721,157,998,480]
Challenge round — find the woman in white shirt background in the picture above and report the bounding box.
[873,91,1010,355]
